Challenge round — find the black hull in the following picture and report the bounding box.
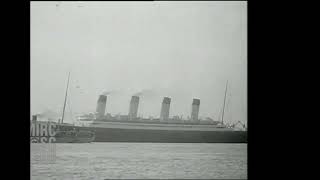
[75,126,247,143]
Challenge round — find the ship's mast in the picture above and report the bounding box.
[221,80,228,125]
[61,71,70,124]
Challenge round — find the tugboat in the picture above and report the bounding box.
[30,119,95,143]
[54,126,95,143]
[54,71,95,143]
[30,72,95,143]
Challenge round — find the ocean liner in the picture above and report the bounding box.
[69,82,247,143]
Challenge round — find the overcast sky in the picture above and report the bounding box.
[31,1,247,124]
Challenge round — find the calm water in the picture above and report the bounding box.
[31,143,247,179]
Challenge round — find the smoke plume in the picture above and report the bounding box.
[133,89,156,97]
[102,90,115,95]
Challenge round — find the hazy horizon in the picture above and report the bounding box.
[31,1,247,125]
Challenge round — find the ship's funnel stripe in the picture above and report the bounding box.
[162,97,171,104]
[192,99,200,105]
[97,95,107,103]
[130,96,139,103]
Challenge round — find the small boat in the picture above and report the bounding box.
[30,71,95,143]
[30,121,95,143]
[56,72,95,143]
[55,129,95,143]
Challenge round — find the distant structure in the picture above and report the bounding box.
[128,96,139,120]
[32,115,37,122]
[191,98,200,121]
[160,97,171,121]
[96,95,107,119]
